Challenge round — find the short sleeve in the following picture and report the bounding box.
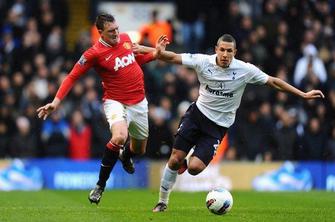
[181,53,207,70]
[245,63,269,85]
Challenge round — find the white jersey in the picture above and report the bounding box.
[181,53,269,128]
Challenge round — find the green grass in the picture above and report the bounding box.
[0,190,334,222]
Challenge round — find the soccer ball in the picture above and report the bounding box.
[206,188,233,215]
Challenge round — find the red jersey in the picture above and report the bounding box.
[55,33,154,105]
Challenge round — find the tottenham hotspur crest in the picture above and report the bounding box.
[232,72,237,80]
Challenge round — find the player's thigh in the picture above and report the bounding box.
[192,136,223,167]
[111,120,128,143]
[173,104,200,154]
[173,133,195,157]
[103,99,128,139]
[188,155,207,174]
[127,98,149,141]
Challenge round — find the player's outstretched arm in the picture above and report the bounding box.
[37,48,92,120]
[36,98,61,120]
[132,44,155,54]
[133,35,182,64]
[155,35,182,64]
[266,76,324,99]
[156,49,182,65]
[36,62,86,120]
[132,35,169,59]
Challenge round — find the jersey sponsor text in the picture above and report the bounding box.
[205,85,233,98]
[114,53,136,71]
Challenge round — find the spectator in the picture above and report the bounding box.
[9,116,37,157]
[299,117,327,160]
[176,0,205,52]
[293,44,327,87]
[325,125,335,160]
[139,10,173,47]
[45,26,65,62]
[41,109,69,157]
[68,110,92,160]
[146,105,174,159]
[235,108,269,160]
[274,109,299,160]
[0,106,15,157]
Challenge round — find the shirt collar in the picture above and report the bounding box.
[209,54,217,65]
[99,38,112,47]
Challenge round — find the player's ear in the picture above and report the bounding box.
[98,29,103,34]
[234,49,237,56]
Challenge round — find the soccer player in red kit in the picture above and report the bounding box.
[37,13,162,204]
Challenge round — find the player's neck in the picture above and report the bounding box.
[100,37,118,47]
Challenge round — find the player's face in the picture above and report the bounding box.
[100,21,120,45]
[215,41,236,68]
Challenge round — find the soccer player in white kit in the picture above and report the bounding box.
[143,34,324,212]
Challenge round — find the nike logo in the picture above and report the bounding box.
[161,186,168,191]
[105,54,113,61]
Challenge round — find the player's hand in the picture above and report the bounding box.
[36,99,60,120]
[303,90,325,99]
[155,35,170,57]
[132,43,143,54]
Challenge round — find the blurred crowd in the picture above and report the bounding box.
[1,0,335,161]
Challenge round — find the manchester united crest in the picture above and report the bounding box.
[123,42,131,50]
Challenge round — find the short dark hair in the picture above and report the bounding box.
[95,13,115,30]
[217,34,236,48]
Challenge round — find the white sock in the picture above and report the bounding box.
[158,164,177,205]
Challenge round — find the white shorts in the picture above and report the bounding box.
[103,98,149,140]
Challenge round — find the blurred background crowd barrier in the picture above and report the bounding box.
[1,0,335,191]
[1,159,335,191]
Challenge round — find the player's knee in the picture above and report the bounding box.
[168,155,184,170]
[187,164,204,175]
[111,134,127,145]
[129,140,147,155]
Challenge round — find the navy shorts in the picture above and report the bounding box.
[174,103,228,166]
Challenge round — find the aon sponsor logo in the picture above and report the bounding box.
[114,53,135,71]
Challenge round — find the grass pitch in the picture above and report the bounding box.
[0,190,334,222]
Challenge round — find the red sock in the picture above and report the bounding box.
[106,141,123,152]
